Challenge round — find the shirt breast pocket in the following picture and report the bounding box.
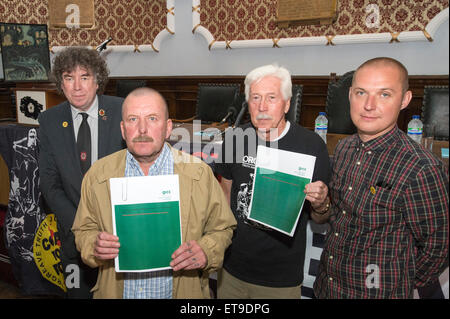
[362,186,403,226]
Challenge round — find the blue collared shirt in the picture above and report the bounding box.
[123,143,174,299]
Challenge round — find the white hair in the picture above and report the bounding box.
[244,64,292,101]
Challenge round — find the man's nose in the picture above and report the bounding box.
[73,77,81,90]
[364,94,376,111]
[138,119,147,133]
[258,97,269,112]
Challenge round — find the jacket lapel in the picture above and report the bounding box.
[98,95,111,158]
[176,168,192,243]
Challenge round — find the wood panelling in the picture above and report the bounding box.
[106,76,331,128]
[106,75,448,131]
[399,76,450,132]
[1,75,448,132]
[0,82,16,120]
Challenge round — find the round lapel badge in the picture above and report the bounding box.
[62,121,68,128]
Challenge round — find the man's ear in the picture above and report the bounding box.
[166,119,173,139]
[120,121,125,140]
[401,90,412,110]
[284,98,291,114]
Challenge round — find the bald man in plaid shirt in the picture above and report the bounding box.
[313,57,449,298]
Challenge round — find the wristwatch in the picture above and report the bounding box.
[312,197,330,215]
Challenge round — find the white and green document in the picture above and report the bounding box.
[110,175,182,272]
[248,145,316,237]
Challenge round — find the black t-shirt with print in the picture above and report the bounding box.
[213,122,330,287]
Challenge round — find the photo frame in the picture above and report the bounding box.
[15,90,47,125]
[0,23,51,82]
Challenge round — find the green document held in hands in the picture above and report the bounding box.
[248,145,316,236]
[110,175,182,272]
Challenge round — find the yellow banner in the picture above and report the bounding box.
[33,214,67,292]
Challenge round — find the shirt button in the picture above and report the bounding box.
[356,161,361,165]
[329,277,333,281]
[342,210,346,215]
[329,255,334,260]
[335,232,339,237]
[348,186,352,191]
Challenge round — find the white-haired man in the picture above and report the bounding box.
[214,64,330,298]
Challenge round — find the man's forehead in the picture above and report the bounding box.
[250,76,281,92]
[354,65,403,85]
[62,65,92,75]
[125,107,161,116]
[355,64,401,79]
[124,99,165,115]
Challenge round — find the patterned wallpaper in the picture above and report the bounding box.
[0,0,167,49]
[0,0,448,50]
[199,0,449,41]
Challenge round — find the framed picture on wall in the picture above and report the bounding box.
[0,23,51,82]
[15,90,46,125]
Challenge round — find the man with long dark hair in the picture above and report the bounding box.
[38,47,125,298]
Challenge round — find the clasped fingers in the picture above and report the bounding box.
[94,232,120,260]
[304,181,328,207]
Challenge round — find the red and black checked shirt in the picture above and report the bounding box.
[314,127,449,298]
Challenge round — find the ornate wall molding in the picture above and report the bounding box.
[192,0,449,50]
[0,0,175,53]
[52,0,175,53]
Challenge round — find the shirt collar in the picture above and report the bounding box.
[356,126,401,152]
[70,95,99,120]
[150,143,171,175]
[253,120,291,142]
[274,120,290,141]
[126,143,171,176]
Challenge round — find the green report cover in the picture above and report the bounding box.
[249,168,311,235]
[114,201,181,271]
[110,175,182,272]
[247,145,316,236]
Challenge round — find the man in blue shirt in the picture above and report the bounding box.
[72,87,236,298]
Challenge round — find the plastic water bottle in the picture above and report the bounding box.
[315,112,328,144]
[407,115,423,144]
